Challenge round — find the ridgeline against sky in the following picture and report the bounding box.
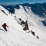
[0,0,46,4]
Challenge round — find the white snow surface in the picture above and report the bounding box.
[0,5,46,46]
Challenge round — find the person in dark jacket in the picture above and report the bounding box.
[2,23,8,31]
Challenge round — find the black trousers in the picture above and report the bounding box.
[4,28,7,31]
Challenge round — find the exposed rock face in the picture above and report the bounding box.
[23,20,29,31]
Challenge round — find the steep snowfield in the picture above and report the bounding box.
[0,5,46,46]
[13,5,46,39]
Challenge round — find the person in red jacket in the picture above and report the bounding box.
[2,23,8,31]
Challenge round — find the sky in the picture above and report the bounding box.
[0,0,46,4]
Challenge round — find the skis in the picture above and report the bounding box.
[0,28,4,31]
[0,28,7,31]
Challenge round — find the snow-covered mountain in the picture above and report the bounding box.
[0,3,46,46]
[1,3,46,26]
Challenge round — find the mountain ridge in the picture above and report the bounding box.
[1,2,46,18]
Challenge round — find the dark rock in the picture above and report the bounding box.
[23,20,29,30]
[31,30,35,36]
[36,36,39,39]
[21,20,25,25]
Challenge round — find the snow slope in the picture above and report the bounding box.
[0,5,46,46]
[13,5,46,41]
